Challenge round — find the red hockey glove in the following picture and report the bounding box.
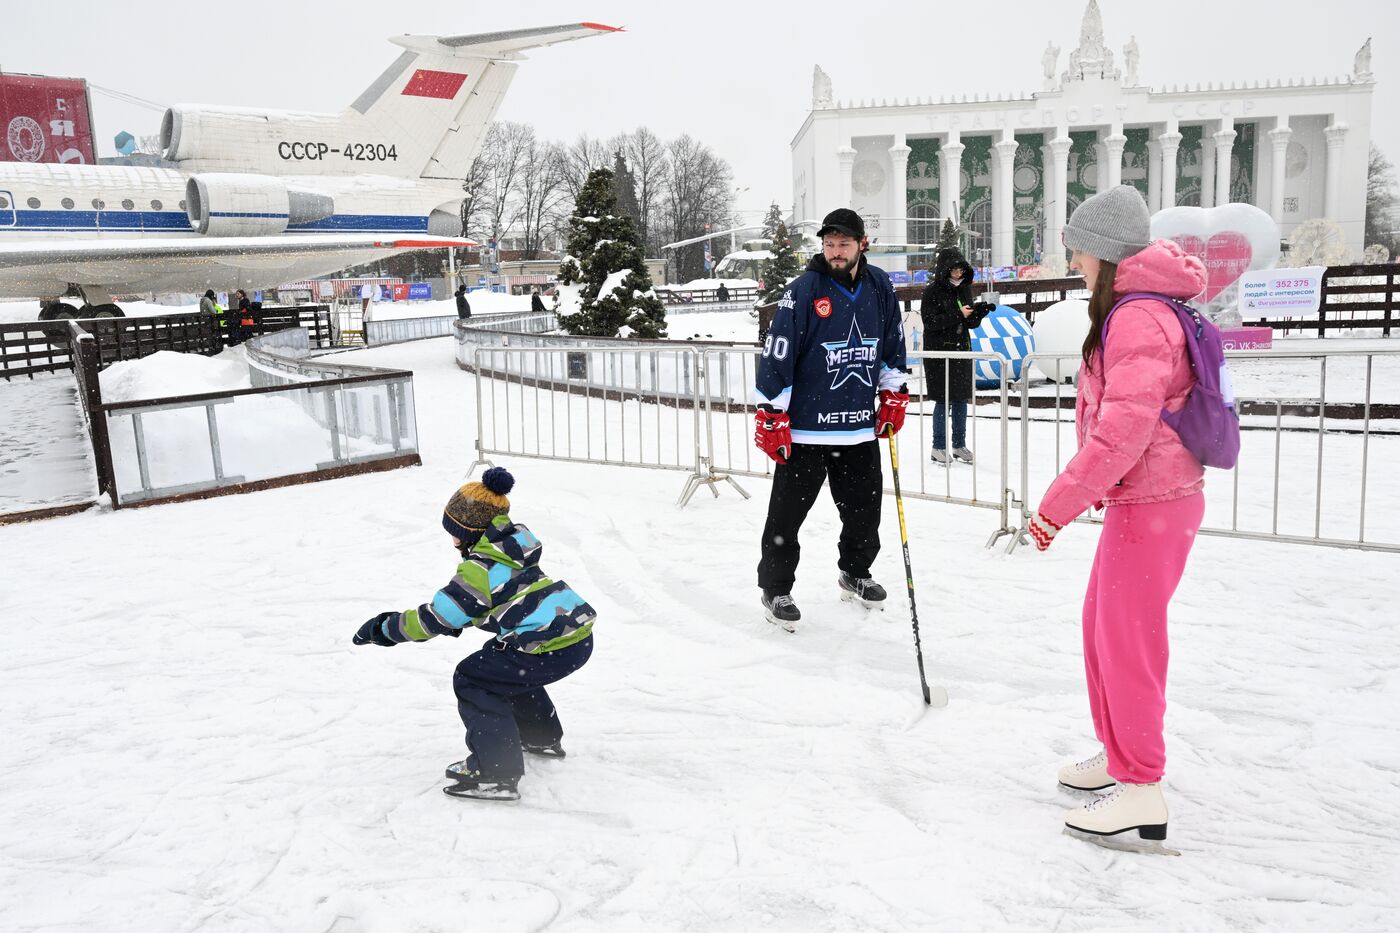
[754,407,792,464]
[1027,512,1064,552]
[876,388,910,437]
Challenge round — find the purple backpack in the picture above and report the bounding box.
[1104,292,1241,470]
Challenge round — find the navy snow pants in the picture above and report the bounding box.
[452,635,593,780]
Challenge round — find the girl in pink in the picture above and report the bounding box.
[1027,185,1208,844]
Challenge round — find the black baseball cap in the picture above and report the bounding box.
[817,208,865,240]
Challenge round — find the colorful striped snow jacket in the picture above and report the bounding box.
[377,516,596,654]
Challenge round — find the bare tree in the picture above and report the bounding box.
[660,134,734,281]
[559,134,612,201]
[624,127,669,257]
[474,121,536,246]
[518,140,569,259]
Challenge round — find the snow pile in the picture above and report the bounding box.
[668,277,760,291]
[99,349,251,402]
[599,269,632,301]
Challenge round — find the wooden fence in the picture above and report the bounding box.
[0,306,333,381]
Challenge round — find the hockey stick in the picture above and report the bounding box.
[886,429,949,708]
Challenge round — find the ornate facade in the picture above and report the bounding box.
[791,1,1376,270]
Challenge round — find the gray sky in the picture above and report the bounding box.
[7,0,1397,224]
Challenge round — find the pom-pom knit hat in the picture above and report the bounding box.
[443,467,515,538]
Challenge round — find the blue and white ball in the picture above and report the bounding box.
[970,305,1035,388]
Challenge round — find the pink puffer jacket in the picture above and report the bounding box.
[1038,239,1208,527]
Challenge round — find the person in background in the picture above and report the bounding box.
[530,288,547,314]
[1029,185,1208,846]
[228,289,251,346]
[717,282,730,303]
[199,289,218,316]
[456,284,473,320]
[919,248,992,464]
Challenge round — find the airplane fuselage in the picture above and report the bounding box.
[0,162,459,241]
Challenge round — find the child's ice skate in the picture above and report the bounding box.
[443,759,520,801]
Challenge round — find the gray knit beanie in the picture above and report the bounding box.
[1062,185,1151,264]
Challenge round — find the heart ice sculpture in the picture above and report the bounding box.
[1150,204,1280,303]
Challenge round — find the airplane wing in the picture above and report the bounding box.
[0,234,475,297]
[397,22,625,59]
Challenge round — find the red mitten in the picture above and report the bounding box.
[1028,512,1064,551]
[754,407,792,464]
[876,388,910,437]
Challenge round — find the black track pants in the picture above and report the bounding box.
[757,440,882,594]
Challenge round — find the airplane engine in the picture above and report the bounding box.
[186,174,335,236]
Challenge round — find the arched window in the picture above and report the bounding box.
[965,201,994,266]
[908,203,939,246]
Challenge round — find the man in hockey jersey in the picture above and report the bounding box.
[753,208,910,630]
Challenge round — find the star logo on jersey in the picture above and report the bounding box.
[814,297,832,318]
[821,317,880,389]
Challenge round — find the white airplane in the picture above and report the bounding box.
[0,22,621,319]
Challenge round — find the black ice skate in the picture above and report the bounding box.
[762,590,801,633]
[523,741,566,759]
[838,572,887,610]
[443,760,521,801]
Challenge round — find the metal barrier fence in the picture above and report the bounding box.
[689,347,1015,541]
[465,334,1400,553]
[1006,347,1400,554]
[94,327,420,507]
[366,311,558,347]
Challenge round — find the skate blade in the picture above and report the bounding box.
[839,590,886,611]
[1062,827,1180,856]
[764,612,797,633]
[443,782,520,802]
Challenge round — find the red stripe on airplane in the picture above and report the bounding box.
[580,22,624,31]
[401,69,468,99]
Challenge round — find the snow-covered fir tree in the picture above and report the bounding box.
[758,203,802,304]
[557,167,668,338]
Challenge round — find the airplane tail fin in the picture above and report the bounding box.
[350,23,621,181]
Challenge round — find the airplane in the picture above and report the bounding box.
[0,22,621,319]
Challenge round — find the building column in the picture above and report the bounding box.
[1324,122,1349,221]
[1147,138,1162,212]
[836,146,856,207]
[1046,134,1072,266]
[992,135,1019,266]
[1267,122,1292,223]
[1102,129,1127,189]
[1158,129,1183,210]
[1213,119,1237,207]
[1198,135,1217,208]
[940,132,965,225]
[888,140,911,247]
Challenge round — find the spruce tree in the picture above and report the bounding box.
[758,206,803,303]
[558,167,668,339]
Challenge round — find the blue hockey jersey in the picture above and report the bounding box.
[755,256,906,445]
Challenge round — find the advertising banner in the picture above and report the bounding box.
[408,282,432,301]
[1237,266,1326,319]
[0,73,96,164]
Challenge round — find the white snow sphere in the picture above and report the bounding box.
[969,304,1035,388]
[1031,299,1090,383]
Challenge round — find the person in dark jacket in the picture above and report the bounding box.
[228,289,252,345]
[717,282,730,303]
[530,288,546,313]
[919,248,992,464]
[455,285,472,319]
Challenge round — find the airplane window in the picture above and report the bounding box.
[122,199,135,210]
[27,197,41,209]
[0,196,8,208]
[93,198,105,209]
[179,200,186,211]
[62,197,75,209]
[151,199,163,211]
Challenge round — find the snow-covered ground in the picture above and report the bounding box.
[0,371,95,511]
[2,335,1398,931]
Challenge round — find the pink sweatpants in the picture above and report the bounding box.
[1082,492,1204,784]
